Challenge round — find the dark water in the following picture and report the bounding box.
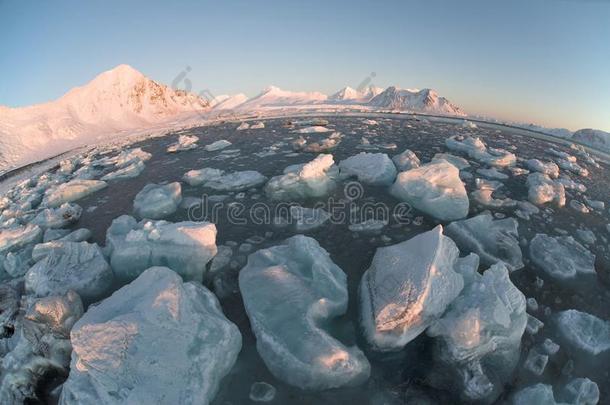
[66,116,610,404]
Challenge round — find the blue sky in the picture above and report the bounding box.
[1,0,609,131]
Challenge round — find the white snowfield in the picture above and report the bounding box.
[390,160,469,221]
[239,235,370,390]
[60,266,241,405]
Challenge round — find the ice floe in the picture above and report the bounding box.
[183,168,267,191]
[133,182,182,219]
[392,149,420,171]
[60,267,241,404]
[339,152,397,186]
[31,203,82,229]
[529,234,596,285]
[239,235,370,389]
[265,154,339,200]
[25,241,113,304]
[360,226,469,350]
[445,213,523,271]
[43,179,107,208]
[526,173,566,206]
[105,215,217,283]
[205,139,232,151]
[554,309,610,356]
[167,134,198,152]
[390,160,469,221]
[525,159,560,178]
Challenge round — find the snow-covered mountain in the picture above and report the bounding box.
[210,93,249,110]
[0,64,210,171]
[368,87,465,116]
[329,85,384,103]
[572,128,610,152]
[235,86,327,110]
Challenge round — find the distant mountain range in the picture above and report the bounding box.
[0,64,606,172]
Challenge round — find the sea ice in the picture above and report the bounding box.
[554,310,610,356]
[205,139,232,151]
[0,224,42,255]
[427,263,526,404]
[59,267,241,405]
[476,167,509,180]
[525,159,560,178]
[100,159,145,181]
[133,182,182,219]
[348,219,387,233]
[183,167,267,191]
[339,152,397,186]
[167,134,198,152]
[43,179,107,208]
[390,160,469,221]
[526,173,566,206]
[265,154,339,201]
[445,213,523,271]
[432,153,470,170]
[25,241,113,304]
[392,149,420,171]
[236,122,250,130]
[295,126,332,133]
[31,203,82,229]
[446,135,516,167]
[106,215,217,283]
[529,234,596,285]
[249,382,276,402]
[359,226,468,350]
[239,235,370,389]
[289,206,330,231]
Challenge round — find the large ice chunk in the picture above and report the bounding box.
[446,135,516,167]
[25,241,114,304]
[445,213,523,271]
[0,224,42,255]
[43,180,107,208]
[339,152,397,186]
[106,215,217,283]
[526,173,566,206]
[359,225,469,350]
[390,160,469,221]
[265,154,339,201]
[554,310,610,356]
[427,263,527,403]
[100,159,145,181]
[59,267,241,405]
[239,235,370,389]
[133,182,182,219]
[529,234,596,285]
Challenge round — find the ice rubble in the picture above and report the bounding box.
[0,290,83,404]
[205,139,232,151]
[359,226,469,350]
[392,149,420,171]
[239,235,370,390]
[250,121,265,129]
[471,189,516,208]
[476,167,509,180]
[133,182,182,219]
[526,173,566,206]
[167,134,198,152]
[43,179,107,208]
[265,154,339,200]
[427,263,526,404]
[525,159,560,178]
[445,213,523,271]
[25,241,114,304]
[446,135,516,167]
[390,160,469,221]
[31,203,82,229]
[100,159,145,181]
[183,168,267,191]
[0,224,42,255]
[512,379,600,405]
[529,234,596,285]
[554,310,610,356]
[557,159,589,177]
[289,206,330,231]
[292,132,343,153]
[236,122,250,130]
[338,152,397,186]
[92,147,151,168]
[59,267,241,405]
[105,215,217,283]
